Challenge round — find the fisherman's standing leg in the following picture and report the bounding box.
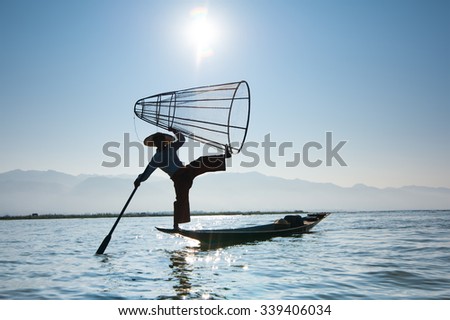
[172,201,190,229]
[171,170,193,228]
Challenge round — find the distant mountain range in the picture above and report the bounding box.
[0,169,449,215]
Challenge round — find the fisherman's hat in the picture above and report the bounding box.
[143,132,175,147]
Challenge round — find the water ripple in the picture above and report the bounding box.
[1,211,449,299]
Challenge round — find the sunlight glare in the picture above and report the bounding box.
[188,7,217,64]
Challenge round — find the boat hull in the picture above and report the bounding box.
[156,213,329,247]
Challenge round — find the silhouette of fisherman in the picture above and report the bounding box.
[134,128,231,229]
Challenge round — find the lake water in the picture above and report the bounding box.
[0,211,449,300]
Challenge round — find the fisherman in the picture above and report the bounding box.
[134,128,231,229]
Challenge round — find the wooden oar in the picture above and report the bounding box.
[95,186,138,255]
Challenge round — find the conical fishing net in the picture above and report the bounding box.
[134,81,250,153]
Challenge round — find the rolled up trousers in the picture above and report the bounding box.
[170,155,226,224]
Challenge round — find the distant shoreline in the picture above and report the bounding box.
[1,209,448,221]
[0,210,309,220]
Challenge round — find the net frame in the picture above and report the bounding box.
[134,81,250,154]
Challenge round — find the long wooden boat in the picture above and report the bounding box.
[156,213,329,247]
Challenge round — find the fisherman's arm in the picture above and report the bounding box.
[134,158,158,187]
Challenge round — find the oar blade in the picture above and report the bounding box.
[95,234,111,255]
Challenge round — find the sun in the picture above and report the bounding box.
[187,7,217,64]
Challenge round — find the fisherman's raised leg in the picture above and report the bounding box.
[188,145,232,176]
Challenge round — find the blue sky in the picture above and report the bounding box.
[1,0,449,188]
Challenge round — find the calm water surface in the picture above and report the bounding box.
[0,211,449,299]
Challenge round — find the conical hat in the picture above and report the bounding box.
[143,132,175,147]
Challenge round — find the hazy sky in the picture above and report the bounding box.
[1,0,449,188]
